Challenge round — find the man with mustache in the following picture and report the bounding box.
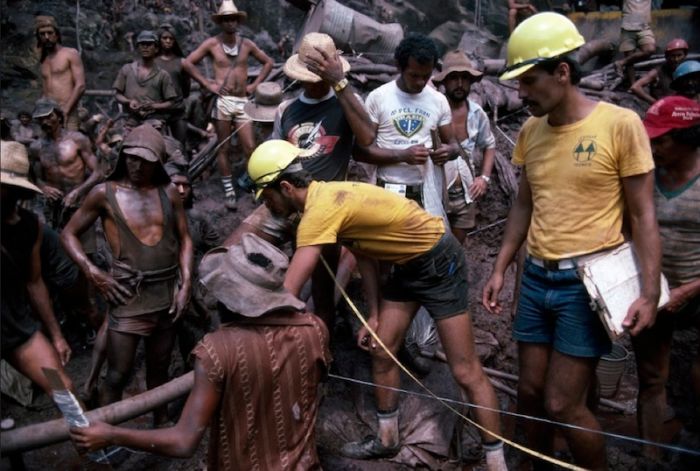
[482,13,660,470]
[35,15,86,131]
[433,50,496,244]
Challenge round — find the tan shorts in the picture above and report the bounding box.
[242,204,298,245]
[64,108,80,131]
[447,184,476,230]
[619,27,656,53]
[211,96,251,122]
[109,309,174,337]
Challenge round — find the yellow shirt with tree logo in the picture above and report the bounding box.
[512,101,654,260]
[296,181,444,264]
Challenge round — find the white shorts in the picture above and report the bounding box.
[211,96,251,122]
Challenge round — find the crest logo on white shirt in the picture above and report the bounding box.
[393,113,424,138]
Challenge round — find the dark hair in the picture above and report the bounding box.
[51,108,65,125]
[394,33,439,70]
[271,163,313,190]
[668,124,700,148]
[537,54,582,85]
[36,26,62,62]
[18,111,31,119]
[158,28,184,58]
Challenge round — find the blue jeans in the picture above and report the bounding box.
[514,258,612,358]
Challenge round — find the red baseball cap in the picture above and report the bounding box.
[643,96,700,139]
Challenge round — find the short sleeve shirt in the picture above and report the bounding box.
[512,101,654,259]
[113,61,178,119]
[366,81,452,184]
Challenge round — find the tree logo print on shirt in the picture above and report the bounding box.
[572,137,598,162]
[393,113,424,138]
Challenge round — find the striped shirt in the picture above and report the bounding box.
[193,311,331,470]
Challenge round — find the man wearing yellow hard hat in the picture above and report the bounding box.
[248,139,508,468]
[482,12,660,470]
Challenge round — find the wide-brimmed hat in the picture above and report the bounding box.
[243,82,283,123]
[32,98,61,119]
[211,0,247,23]
[199,233,306,318]
[643,95,700,139]
[433,50,483,83]
[1,141,43,194]
[284,32,351,83]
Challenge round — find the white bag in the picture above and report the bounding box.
[578,242,670,340]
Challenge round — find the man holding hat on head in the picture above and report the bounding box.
[229,32,373,327]
[482,13,660,469]
[183,0,274,210]
[71,233,331,470]
[1,140,74,394]
[433,50,496,244]
[35,14,85,131]
[61,123,193,426]
[113,30,179,130]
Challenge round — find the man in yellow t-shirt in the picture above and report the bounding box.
[482,13,661,470]
[247,140,508,468]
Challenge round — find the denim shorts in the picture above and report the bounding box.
[513,258,612,358]
[382,233,469,320]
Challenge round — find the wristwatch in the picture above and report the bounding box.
[479,175,491,184]
[333,78,349,93]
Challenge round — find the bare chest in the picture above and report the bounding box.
[41,53,72,80]
[451,108,469,142]
[39,139,84,180]
[113,186,165,246]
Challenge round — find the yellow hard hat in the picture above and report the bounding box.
[247,139,303,199]
[500,12,585,81]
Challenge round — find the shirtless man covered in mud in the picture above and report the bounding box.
[62,123,193,426]
[30,99,103,246]
[36,15,86,131]
[182,0,273,209]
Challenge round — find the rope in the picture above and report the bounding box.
[327,373,700,457]
[319,256,587,470]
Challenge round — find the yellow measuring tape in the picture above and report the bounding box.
[320,256,587,471]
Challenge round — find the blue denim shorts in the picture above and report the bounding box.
[513,258,612,358]
[382,233,469,320]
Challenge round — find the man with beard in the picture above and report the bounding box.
[30,99,103,252]
[433,50,496,244]
[62,124,193,426]
[482,13,660,470]
[113,31,178,130]
[35,15,86,131]
[182,0,273,210]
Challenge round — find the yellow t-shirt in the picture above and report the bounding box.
[512,101,654,259]
[296,181,445,264]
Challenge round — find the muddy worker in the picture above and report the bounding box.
[614,0,656,86]
[1,140,73,394]
[229,32,373,328]
[671,60,700,102]
[482,13,660,470]
[71,233,331,470]
[156,24,190,147]
[634,96,700,460]
[433,50,496,244]
[630,38,689,106]
[114,30,179,130]
[183,0,273,210]
[248,140,507,469]
[61,123,193,426]
[359,33,459,222]
[11,111,38,146]
[35,14,86,131]
[507,0,537,34]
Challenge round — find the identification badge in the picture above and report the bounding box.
[383,183,407,198]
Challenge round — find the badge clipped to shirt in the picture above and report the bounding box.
[383,183,407,198]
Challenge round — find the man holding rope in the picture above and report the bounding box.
[183,0,273,210]
[247,140,507,469]
[483,13,660,470]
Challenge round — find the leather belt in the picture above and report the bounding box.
[527,255,577,271]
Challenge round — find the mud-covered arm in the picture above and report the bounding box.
[169,185,194,321]
[64,134,104,207]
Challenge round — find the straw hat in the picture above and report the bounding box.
[284,32,351,83]
[199,233,306,318]
[243,82,283,123]
[211,0,247,23]
[0,141,43,194]
[433,50,483,83]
